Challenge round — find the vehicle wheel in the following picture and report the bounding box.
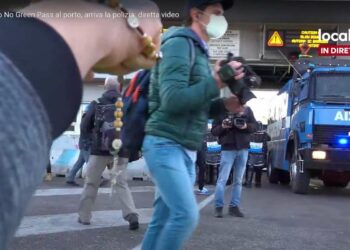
[279,171,291,185]
[337,182,349,188]
[290,154,310,194]
[323,180,348,188]
[267,160,279,184]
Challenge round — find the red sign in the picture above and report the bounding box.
[318,45,350,56]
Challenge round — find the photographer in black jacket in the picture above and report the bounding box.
[212,95,258,218]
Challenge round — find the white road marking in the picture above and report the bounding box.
[198,192,216,210]
[17,186,219,245]
[15,208,153,238]
[34,186,155,197]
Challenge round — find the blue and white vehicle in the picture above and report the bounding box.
[267,58,350,194]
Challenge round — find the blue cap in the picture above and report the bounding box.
[186,0,234,11]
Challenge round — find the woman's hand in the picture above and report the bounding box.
[93,2,162,75]
[23,0,162,77]
[105,31,162,75]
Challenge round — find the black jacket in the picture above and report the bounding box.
[81,90,118,156]
[78,104,94,151]
[211,106,258,151]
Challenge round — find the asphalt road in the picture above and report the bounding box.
[8,176,350,250]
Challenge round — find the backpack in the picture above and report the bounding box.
[121,70,151,152]
[121,38,196,154]
[93,102,117,152]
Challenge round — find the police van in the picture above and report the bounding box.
[267,58,350,194]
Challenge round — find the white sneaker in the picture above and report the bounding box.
[196,187,210,195]
[44,173,53,182]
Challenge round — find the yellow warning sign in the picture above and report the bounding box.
[268,31,284,47]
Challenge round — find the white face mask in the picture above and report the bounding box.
[199,12,228,39]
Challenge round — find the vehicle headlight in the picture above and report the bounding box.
[312,150,327,160]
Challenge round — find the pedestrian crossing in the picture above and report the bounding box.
[15,185,156,239]
[13,183,217,250]
[16,208,153,237]
[34,186,155,197]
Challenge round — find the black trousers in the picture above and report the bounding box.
[46,161,52,174]
[196,149,206,190]
[245,166,262,185]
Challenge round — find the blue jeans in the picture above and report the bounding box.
[215,149,248,208]
[141,135,199,250]
[67,149,89,182]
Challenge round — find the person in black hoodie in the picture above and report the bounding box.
[195,143,210,195]
[212,95,257,218]
[66,104,94,186]
[78,77,139,230]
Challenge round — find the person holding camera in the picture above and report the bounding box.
[212,95,258,218]
[141,0,247,249]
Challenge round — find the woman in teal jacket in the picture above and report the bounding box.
[141,0,243,249]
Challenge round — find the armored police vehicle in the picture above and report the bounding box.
[267,58,350,194]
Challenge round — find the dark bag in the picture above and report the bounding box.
[121,38,196,155]
[121,70,151,152]
[92,102,117,152]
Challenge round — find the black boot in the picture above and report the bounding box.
[228,206,244,217]
[125,213,139,230]
[214,207,223,218]
[255,168,262,188]
[78,217,91,225]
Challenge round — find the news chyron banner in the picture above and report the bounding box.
[266,29,350,57]
[317,29,350,56]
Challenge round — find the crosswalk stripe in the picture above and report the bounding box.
[17,187,218,241]
[15,208,153,238]
[34,186,155,197]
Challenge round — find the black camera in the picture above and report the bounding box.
[223,113,247,129]
[218,53,261,104]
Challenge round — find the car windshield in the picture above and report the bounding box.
[315,73,350,101]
